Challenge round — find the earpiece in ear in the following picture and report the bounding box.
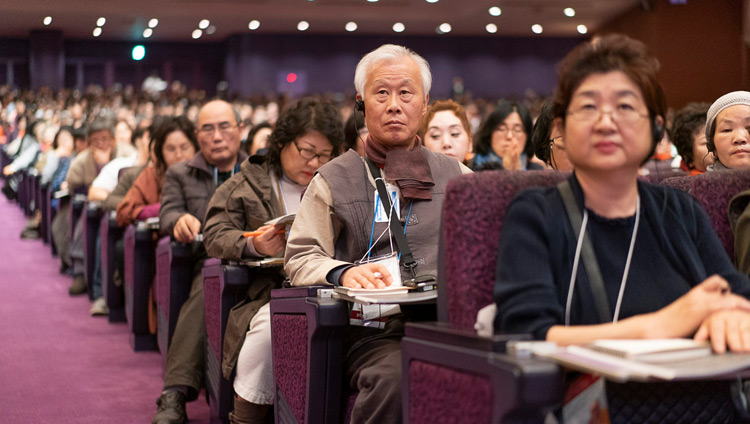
[652,116,665,144]
[355,99,365,116]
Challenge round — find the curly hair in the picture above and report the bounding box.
[473,100,533,158]
[672,102,710,170]
[151,116,199,172]
[266,98,345,178]
[418,99,471,140]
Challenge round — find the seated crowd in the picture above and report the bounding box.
[3,33,750,424]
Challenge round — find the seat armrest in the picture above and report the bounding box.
[405,322,531,353]
[271,285,331,300]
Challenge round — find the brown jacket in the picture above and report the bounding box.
[116,165,163,227]
[159,150,248,238]
[204,156,284,379]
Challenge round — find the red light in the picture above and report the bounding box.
[286,73,297,83]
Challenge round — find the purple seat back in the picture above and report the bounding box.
[661,170,750,259]
[272,314,309,423]
[440,170,569,331]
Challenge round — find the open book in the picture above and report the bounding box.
[333,285,437,305]
[587,339,711,364]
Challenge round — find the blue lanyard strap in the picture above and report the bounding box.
[366,199,413,261]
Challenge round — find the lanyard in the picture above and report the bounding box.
[213,162,240,186]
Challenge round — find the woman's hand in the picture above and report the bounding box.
[502,141,522,171]
[647,275,750,339]
[695,310,750,353]
[341,263,393,289]
[251,224,286,257]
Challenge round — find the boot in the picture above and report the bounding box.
[228,395,270,424]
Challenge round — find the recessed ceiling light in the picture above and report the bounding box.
[392,22,405,33]
[97,17,106,27]
[367,0,379,2]
[93,27,102,37]
[143,28,153,38]
[206,25,216,35]
[248,20,260,30]
[297,21,310,31]
[192,29,203,39]
[489,7,501,17]
[577,24,588,34]
[148,18,159,28]
[132,45,145,61]
[426,0,439,3]
[43,16,52,26]
[564,8,576,17]
[486,23,497,34]
[531,24,543,34]
[438,23,452,34]
[345,22,358,32]
[199,19,210,30]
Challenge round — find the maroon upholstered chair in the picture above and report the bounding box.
[402,170,568,424]
[155,236,196,373]
[100,211,126,322]
[661,170,750,259]
[270,286,349,424]
[38,182,50,244]
[123,222,159,351]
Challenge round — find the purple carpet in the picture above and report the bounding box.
[0,194,211,423]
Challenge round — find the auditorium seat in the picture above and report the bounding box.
[38,182,49,243]
[47,186,60,256]
[123,221,159,351]
[154,236,196,373]
[100,210,125,322]
[661,170,750,259]
[83,201,103,300]
[270,285,349,424]
[202,259,282,423]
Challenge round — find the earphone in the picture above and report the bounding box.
[651,116,665,145]
[355,99,365,116]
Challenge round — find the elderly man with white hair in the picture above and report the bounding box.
[285,44,471,423]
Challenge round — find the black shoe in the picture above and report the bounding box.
[153,391,187,424]
[68,275,87,296]
[20,227,40,240]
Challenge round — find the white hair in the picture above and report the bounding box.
[354,44,432,101]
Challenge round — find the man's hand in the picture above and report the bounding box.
[251,224,286,257]
[173,213,201,243]
[695,310,750,353]
[341,263,393,289]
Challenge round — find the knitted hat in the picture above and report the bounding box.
[705,91,750,150]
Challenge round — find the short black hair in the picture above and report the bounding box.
[344,111,366,152]
[473,100,533,158]
[52,125,75,150]
[244,121,273,155]
[266,98,345,178]
[152,116,199,171]
[672,102,710,170]
[532,101,555,167]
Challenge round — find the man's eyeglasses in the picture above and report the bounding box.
[495,125,525,136]
[567,106,649,124]
[294,141,332,164]
[197,122,238,136]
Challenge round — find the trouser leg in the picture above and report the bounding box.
[346,339,403,424]
[163,272,206,398]
[233,303,274,405]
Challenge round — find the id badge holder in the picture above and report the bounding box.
[374,183,400,223]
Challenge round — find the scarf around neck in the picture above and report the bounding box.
[364,134,434,200]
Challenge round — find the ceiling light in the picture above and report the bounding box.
[248,20,260,30]
[97,17,106,27]
[577,24,588,34]
[485,23,497,34]
[367,0,379,2]
[489,7,501,16]
[199,19,210,30]
[426,0,439,3]
[392,22,405,33]
[438,23,452,34]
[345,22,358,32]
[143,28,153,38]
[206,25,216,35]
[564,8,576,17]
[43,16,52,26]
[132,45,145,61]
[93,27,102,37]
[192,29,203,39]
[297,21,310,31]
[148,18,159,28]
[531,24,543,34]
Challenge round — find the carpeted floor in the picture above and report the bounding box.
[0,194,211,423]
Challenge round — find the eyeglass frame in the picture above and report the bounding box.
[293,140,332,164]
[566,105,650,124]
[196,121,239,136]
[494,125,526,136]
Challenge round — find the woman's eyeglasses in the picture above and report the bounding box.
[294,141,332,164]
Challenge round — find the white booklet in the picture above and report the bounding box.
[587,339,712,364]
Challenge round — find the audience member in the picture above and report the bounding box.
[470,100,542,171]
[532,101,572,171]
[204,98,345,423]
[672,102,712,175]
[284,44,470,423]
[343,110,367,156]
[705,91,750,171]
[244,121,272,157]
[153,99,248,424]
[419,99,472,164]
